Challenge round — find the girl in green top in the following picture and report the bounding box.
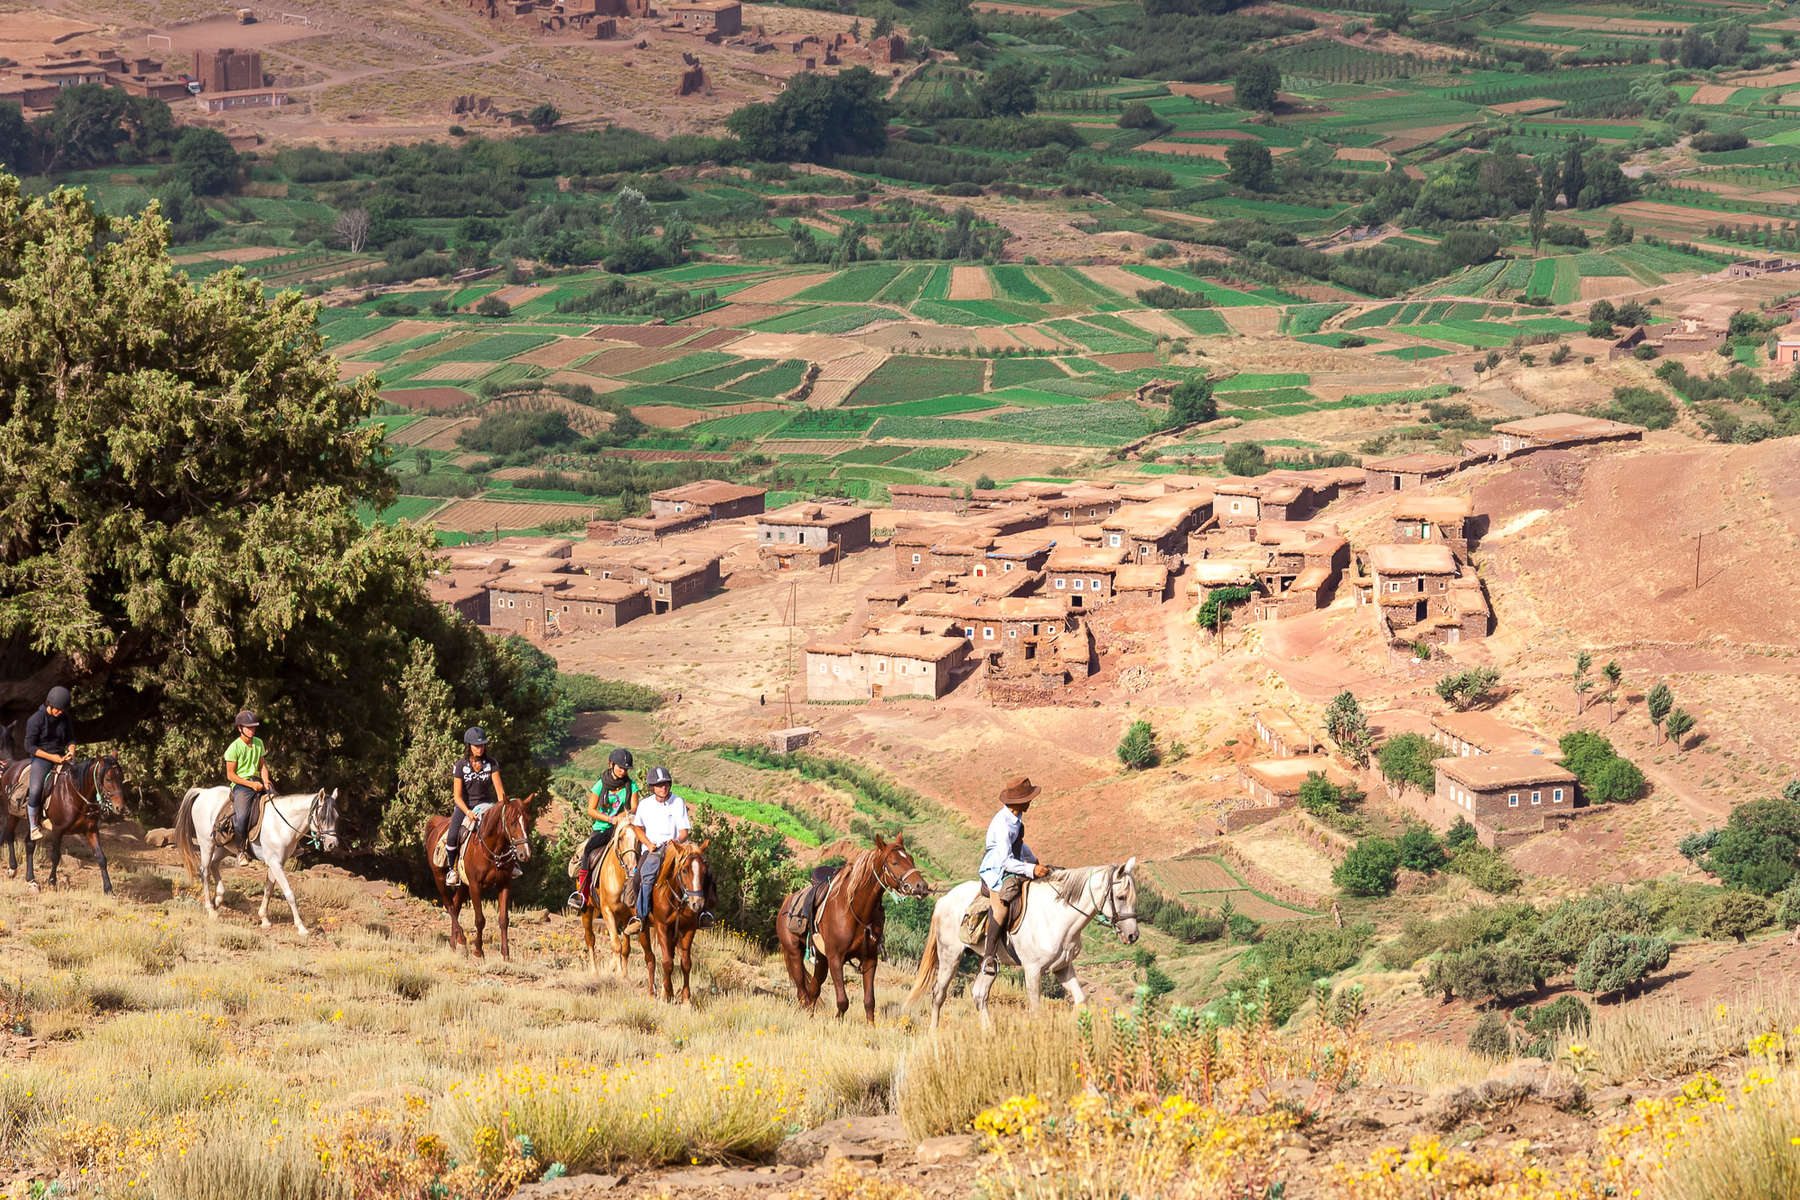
[224,709,272,865]
[570,747,639,911]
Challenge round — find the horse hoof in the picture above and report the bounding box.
[261,919,272,929]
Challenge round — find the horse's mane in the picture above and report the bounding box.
[1048,863,1105,906]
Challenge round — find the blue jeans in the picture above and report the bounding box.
[230,784,258,843]
[26,759,53,826]
[636,846,666,919]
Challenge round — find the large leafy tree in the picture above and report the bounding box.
[0,179,560,845]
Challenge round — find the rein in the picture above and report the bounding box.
[476,801,529,872]
[263,791,328,851]
[1068,868,1136,928]
[69,759,124,820]
[828,846,924,950]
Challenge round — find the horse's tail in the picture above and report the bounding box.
[174,788,202,880]
[903,916,941,1009]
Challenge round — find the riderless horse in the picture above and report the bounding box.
[0,747,126,894]
[776,834,930,1023]
[638,839,715,1004]
[905,858,1140,1029]
[175,785,341,933]
[423,794,531,960]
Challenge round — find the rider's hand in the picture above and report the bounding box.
[1033,863,1050,879]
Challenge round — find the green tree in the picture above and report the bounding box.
[1445,816,1478,851]
[611,186,653,241]
[526,103,561,132]
[661,216,696,261]
[0,177,561,848]
[1692,788,1800,895]
[379,639,464,852]
[1299,771,1361,817]
[1225,140,1275,192]
[689,808,804,944]
[1167,376,1216,426]
[975,473,996,491]
[1117,719,1159,770]
[1572,650,1594,714]
[474,294,512,318]
[1574,931,1669,999]
[979,63,1042,117]
[1426,944,1542,1005]
[1397,824,1448,872]
[1699,892,1773,943]
[1434,666,1500,710]
[1558,140,1586,209]
[1195,586,1252,637]
[1600,660,1623,724]
[1646,681,1673,744]
[1529,196,1547,253]
[0,101,32,173]
[1234,61,1281,112]
[1378,732,1438,800]
[1559,730,1645,803]
[1664,707,1695,752]
[1221,440,1266,476]
[171,127,240,196]
[1323,690,1374,769]
[1334,836,1401,897]
[725,68,891,162]
[35,83,128,171]
[1118,102,1158,130]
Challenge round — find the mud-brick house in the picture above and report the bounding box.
[803,631,970,701]
[888,484,965,513]
[1490,413,1645,458]
[648,479,767,522]
[1363,452,1463,492]
[1252,709,1321,759]
[1366,543,1460,624]
[1392,496,1475,561]
[1099,492,1212,563]
[1231,757,1356,830]
[1113,564,1171,607]
[1429,712,1556,760]
[757,503,872,567]
[1045,486,1122,526]
[1431,753,1580,844]
[488,569,649,636]
[1044,545,1127,608]
[1212,480,1265,531]
[427,573,491,624]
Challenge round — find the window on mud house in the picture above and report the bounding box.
[1073,579,1084,590]
[982,627,994,640]
[1531,790,1542,805]
[1055,578,1066,589]
[1508,793,1519,807]
[1553,788,1564,803]
[911,553,921,564]
[1004,562,1014,571]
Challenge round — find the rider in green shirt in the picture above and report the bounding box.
[223,709,272,866]
[569,747,639,911]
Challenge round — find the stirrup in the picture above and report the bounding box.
[567,890,586,911]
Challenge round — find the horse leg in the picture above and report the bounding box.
[496,885,511,962]
[806,950,828,1010]
[88,829,112,896]
[861,954,878,1025]
[678,930,694,1007]
[1053,964,1087,1006]
[470,888,486,959]
[266,856,307,935]
[828,955,850,1019]
[657,923,675,1001]
[1021,962,1044,1011]
[6,823,15,877]
[930,928,959,1033]
[582,907,599,978]
[443,888,466,953]
[641,926,657,998]
[46,834,61,890]
[22,837,35,890]
[603,906,628,977]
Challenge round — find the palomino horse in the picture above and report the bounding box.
[639,839,715,1004]
[776,834,930,1023]
[175,786,342,933]
[423,794,531,960]
[578,830,640,979]
[0,752,127,894]
[905,859,1140,1029]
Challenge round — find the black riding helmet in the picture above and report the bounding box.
[608,748,633,770]
[464,727,487,747]
[235,709,259,730]
[46,686,71,710]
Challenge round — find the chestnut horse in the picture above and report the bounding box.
[639,839,715,1004]
[0,752,125,894]
[423,794,532,960]
[776,834,930,1023]
[578,830,639,979]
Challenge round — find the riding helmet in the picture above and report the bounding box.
[464,726,487,747]
[648,766,673,787]
[609,747,634,770]
[235,709,260,729]
[46,686,71,710]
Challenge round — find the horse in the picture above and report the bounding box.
[775,834,931,1023]
[578,828,640,979]
[0,752,127,894]
[638,838,714,1004]
[174,786,342,933]
[423,794,531,961]
[904,858,1140,1030]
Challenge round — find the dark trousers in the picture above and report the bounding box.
[980,875,1026,962]
[447,806,467,854]
[26,759,53,824]
[230,784,258,843]
[636,846,666,919]
[582,825,614,864]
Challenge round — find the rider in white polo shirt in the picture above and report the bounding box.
[622,765,690,935]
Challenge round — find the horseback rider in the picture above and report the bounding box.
[24,686,76,843]
[977,776,1049,976]
[445,726,507,888]
[224,709,271,865]
[621,765,689,937]
[569,747,638,911]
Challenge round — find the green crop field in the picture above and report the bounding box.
[793,265,905,303]
[848,357,988,406]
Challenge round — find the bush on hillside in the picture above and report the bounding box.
[1334,836,1401,897]
[1215,920,1374,1025]
[1574,931,1670,999]
[1116,720,1160,770]
[1449,845,1523,894]
[1468,1011,1511,1058]
[1558,731,1646,803]
[557,673,664,712]
[1699,891,1774,943]
[1688,783,1800,894]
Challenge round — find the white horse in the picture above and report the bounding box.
[905,858,1139,1029]
[175,786,341,934]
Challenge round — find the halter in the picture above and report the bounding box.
[77,758,125,820]
[1071,866,1137,929]
[481,800,530,869]
[263,789,331,851]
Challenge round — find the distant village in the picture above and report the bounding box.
[429,409,1647,850]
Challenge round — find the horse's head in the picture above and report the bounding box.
[311,788,341,854]
[501,793,532,864]
[1104,857,1140,946]
[670,839,713,915]
[91,756,126,819]
[873,833,931,898]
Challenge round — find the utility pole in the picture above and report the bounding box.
[1693,531,1702,591]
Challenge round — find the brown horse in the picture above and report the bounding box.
[776,834,930,1023]
[578,830,639,979]
[0,748,125,894]
[423,793,532,960]
[639,839,715,1004]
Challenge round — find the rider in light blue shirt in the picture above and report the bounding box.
[978,776,1048,973]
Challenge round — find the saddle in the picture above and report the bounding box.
[435,802,492,871]
[958,879,1032,950]
[1,762,27,817]
[212,791,267,847]
[786,866,840,941]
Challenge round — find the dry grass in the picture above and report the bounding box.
[1658,1065,1800,1200]
[895,1009,1083,1139]
[1557,980,1800,1084]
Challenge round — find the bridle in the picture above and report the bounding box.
[1072,866,1137,929]
[674,843,709,912]
[830,843,927,948]
[873,845,928,897]
[263,789,333,851]
[72,758,125,820]
[481,798,530,869]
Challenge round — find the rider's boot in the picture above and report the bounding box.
[568,869,590,912]
[27,805,44,843]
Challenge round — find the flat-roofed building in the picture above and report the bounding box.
[1433,753,1579,842]
[804,631,970,701]
[1364,452,1463,492]
[1252,709,1321,758]
[648,479,766,521]
[1231,757,1357,830]
[1491,413,1645,458]
[757,503,872,566]
[1044,545,1127,608]
[1098,493,1211,563]
[1429,712,1556,759]
[1113,563,1171,607]
[1393,495,1476,560]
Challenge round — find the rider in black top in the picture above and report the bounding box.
[23,687,74,842]
[445,727,506,887]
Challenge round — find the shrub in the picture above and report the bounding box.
[1690,787,1800,894]
[1226,913,1260,943]
[1699,891,1773,943]
[1378,733,1438,799]
[1116,719,1159,770]
[1397,825,1448,872]
[1558,731,1645,803]
[1299,772,1362,817]
[1118,101,1159,130]
[1445,817,1478,851]
[1216,920,1373,1025]
[1574,931,1669,999]
[1468,1011,1511,1058]
[557,673,664,712]
[1528,890,1656,970]
[1450,845,1523,895]
[1334,836,1400,897]
[687,810,804,944]
[1424,944,1542,1006]
[1434,666,1501,710]
[1632,343,1657,361]
[474,294,512,318]
[1777,881,1800,928]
